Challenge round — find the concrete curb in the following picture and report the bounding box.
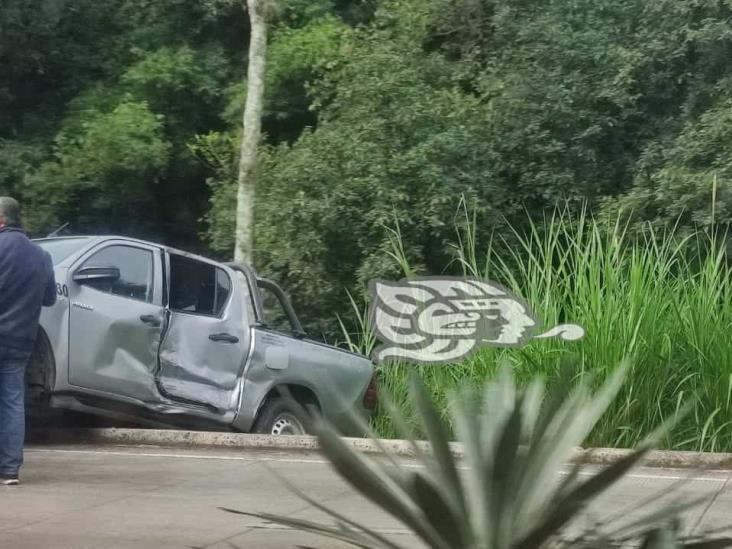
[570,447,732,469]
[29,428,732,469]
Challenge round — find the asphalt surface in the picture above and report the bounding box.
[1,444,731,549]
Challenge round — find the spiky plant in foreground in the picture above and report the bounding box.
[225,366,731,548]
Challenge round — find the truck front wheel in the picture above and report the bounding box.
[26,331,55,419]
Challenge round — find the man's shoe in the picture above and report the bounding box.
[0,475,19,486]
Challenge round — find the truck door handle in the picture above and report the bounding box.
[140,314,161,327]
[209,333,239,344]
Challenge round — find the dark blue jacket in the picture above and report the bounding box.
[0,226,56,351]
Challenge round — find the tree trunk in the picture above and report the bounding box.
[234,0,268,264]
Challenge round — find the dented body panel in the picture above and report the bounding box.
[232,328,376,433]
[33,236,375,434]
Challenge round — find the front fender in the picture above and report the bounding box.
[39,267,70,391]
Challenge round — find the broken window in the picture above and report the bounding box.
[169,255,231,316]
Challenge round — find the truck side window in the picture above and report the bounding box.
[169,255,231,316]
[80,245,154,303]
[215,268,231,315]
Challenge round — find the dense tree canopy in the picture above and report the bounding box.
[3,0,732,335]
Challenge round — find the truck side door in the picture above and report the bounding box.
[157,253,252,412]
[68,241,165,401]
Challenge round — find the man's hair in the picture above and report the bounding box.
[0,196,21,226]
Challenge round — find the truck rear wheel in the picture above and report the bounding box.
[253,397,309,435]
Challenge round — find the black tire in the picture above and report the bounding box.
[25,332,55,421]
[252,397,310,435]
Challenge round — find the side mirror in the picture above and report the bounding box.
[73,266,121,284]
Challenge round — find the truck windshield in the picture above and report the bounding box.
[35,238,90,264]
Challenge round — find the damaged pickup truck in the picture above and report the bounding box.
[28,236,377,435]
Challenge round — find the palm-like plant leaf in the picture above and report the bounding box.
[228,366,729,549]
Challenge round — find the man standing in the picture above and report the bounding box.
[0,197,56,486]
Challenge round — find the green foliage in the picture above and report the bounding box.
[367,210,732,452]
[221,16,353,140]
[0,0,123,136]
[190,131,241,253]
[122,46,232,131]
[425,0,732,207]
[0,0,248,247]
[58,101,170,178]
[609,99,732,229]
[200,0,732,339]
[9,0,732,263]
[0,142,46,199]
[0,0,376,249]
[251,48,509,335]
[267,17,352,136]
[227,368,730,548]
[5,0,732,457]
[23,100,170,234]
[277,0,334,27]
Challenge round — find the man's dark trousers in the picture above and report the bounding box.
[0,226,56,478]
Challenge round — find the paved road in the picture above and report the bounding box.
[1,444,731,549]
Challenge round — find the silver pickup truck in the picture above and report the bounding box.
[28,236,377,435]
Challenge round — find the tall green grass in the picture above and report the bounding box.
[357,208,732,451]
